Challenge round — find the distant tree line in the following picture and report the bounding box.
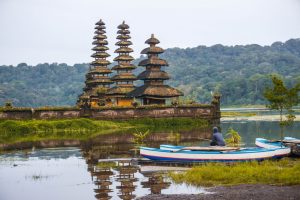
[0,38,299,107]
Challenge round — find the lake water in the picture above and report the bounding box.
[1,119,300,200]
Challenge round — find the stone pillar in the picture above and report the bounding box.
[211,93,221,126]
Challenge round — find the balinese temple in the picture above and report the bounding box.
[77,19,113,108]
[128,34,183,105]
[106,21,137,106]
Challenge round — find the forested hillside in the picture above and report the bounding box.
[1,39,299,107]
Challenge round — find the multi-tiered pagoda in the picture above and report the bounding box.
[128,34,183,105]
[106,21,137,106]
[78,19,113,108]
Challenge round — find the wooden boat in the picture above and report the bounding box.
[139,144,290,163]
[256,137,300,156]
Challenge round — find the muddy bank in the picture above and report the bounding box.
[137,184,300,200]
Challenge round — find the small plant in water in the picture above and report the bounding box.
[168,131,181,144]
[225,127,242,147]
[132,129,150,145]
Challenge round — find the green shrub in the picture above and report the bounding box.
[169,159,300,186]
[0,117,209,145]
[0,120,20,133]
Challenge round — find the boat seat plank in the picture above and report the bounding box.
[181,146,240,151]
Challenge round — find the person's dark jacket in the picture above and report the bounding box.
[210,127,226,146]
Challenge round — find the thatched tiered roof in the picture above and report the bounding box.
[128,85,183,99]
[128,34,183,100]
[137,70,170,80]
[138,57,168,66]
[88,67,112,74]
[111,64,136,70]
[107,21,136,98]
[145,34,160,45]
[106,86,136,97]
[85,19,113,88]
[141,46,164,54]
[78,19,113,105]
[91,52,110,58]
[115,47,133,54]
[113,55,134,62]
[111,73,137,81]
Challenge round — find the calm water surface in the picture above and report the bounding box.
[0,148,204,200]
[1,119,300,200]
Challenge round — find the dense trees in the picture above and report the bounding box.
[163,38,300,105]
[0,39,299,107]
[0,63,89,107]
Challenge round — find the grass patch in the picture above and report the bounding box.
[0,118,209,145]
[221,112,257,117]
[221,105,267,109]
[0,118,131,144]
[169,158,300,186]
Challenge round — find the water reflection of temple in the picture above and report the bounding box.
[141,173,171,194]
[82,147,114,200]
[93,165,113,200]
[116,160,139,200]
[81,142,183,199]
[82,143,134,160]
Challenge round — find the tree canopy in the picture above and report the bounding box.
[263,75,299,140]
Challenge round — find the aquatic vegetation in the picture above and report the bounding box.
[132,129,150,145]
[169,158,300,186]
[225,127,242,147]
[168,131,181,144]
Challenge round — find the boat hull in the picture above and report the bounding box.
[256,137,300,156]
[140,145,290,163]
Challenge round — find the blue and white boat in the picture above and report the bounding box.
[140,144,290,163]
[256,137,300,156]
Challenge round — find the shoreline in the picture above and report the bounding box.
[137,184,300,200]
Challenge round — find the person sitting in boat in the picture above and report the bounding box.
[210,127,226,146]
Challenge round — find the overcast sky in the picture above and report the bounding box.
[0,0,299,65]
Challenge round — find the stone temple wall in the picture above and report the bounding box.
[0,104,220,125]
